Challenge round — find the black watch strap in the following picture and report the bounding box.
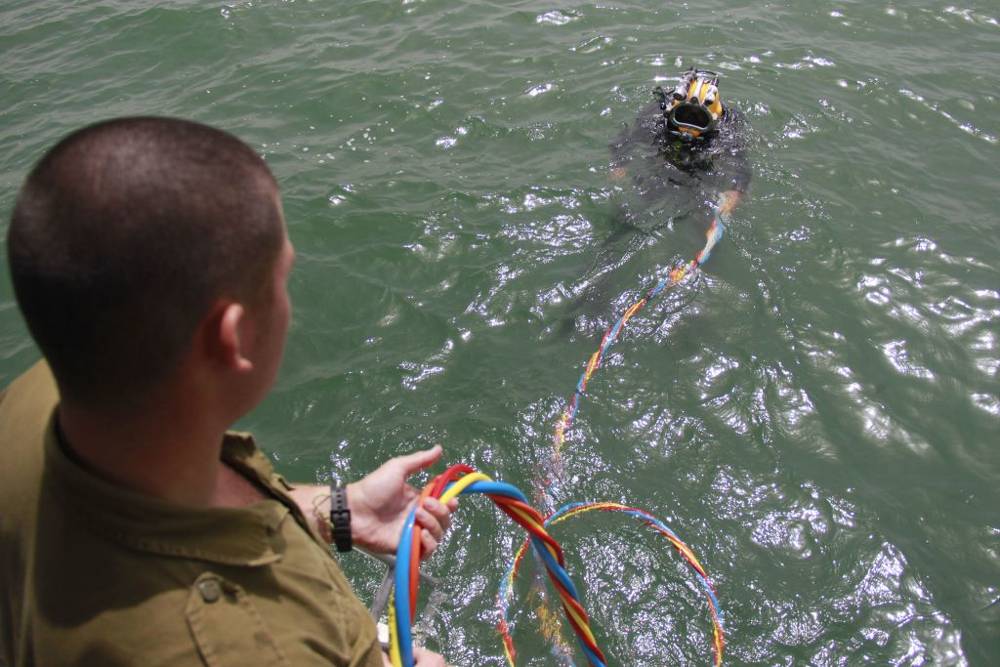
[329,485,352,553]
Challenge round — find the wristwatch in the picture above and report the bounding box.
[329,485,352,553]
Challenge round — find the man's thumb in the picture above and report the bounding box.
[397,445,443,476]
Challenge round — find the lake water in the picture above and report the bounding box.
[1,1,998,664]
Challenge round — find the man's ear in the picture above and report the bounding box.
[210,301,254,373]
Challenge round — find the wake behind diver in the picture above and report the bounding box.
[559,68,751,334]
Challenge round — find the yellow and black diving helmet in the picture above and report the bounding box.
[658,68,725,142]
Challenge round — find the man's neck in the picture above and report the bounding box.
[57,396,260,508]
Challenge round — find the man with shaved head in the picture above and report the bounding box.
[1,118,452,666]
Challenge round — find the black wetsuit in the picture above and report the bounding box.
[558,98,750,332]
[610,99,751,229]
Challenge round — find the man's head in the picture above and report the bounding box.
[659,68,725,142]
[8,117,288,412]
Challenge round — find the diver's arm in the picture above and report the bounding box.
[718,190,742,219]
[725,151,751,210]
[718,155,749,220]
[716,108,751,220]
[609,124,633,180]
[609,99,664,179]
[718,128,748,218]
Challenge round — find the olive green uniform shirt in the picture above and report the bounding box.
[0,361,383,667]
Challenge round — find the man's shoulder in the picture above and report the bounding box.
[0,358,57,514]
[0,359,58,667]
[0,359,59,426]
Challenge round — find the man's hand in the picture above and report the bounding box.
[413,646,448,666]
[347,445,458,558]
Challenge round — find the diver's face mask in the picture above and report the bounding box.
[658,69,724,142]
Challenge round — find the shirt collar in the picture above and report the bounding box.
[44,411,291,567]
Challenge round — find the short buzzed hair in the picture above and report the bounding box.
[7,117,284,408]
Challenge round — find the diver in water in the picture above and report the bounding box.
[560,68,750,332]
[610,67,750,222]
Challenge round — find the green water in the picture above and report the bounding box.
[2,1,998,664]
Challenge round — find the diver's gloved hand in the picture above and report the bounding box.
[717,189,742,222]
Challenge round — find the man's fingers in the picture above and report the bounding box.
[415,504,446,541]
[414,508,443,542]
[419,530,438,558]
[412,646,447,666]
[423,497,453,529]
[394,445,443,476]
